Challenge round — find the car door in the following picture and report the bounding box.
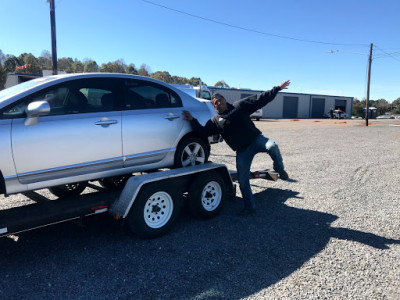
[9,77,124,184]
[122,79,185,167]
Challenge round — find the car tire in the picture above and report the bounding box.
[98,175,130,190]
[126,182,182,239]
[174,136,209,168]
[256,117,260,121]
[187,172,226,219]
[48,182,87,198]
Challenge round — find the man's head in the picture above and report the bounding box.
[212,93,228,113]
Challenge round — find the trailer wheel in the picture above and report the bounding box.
[126,183,181,238]
[188,172,226,219]
[98,175,130,190]
[174,136,209,168]
[48,182,87,198]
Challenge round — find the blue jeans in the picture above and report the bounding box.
[236,134,284,209]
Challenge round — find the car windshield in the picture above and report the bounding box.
[0,77,53,103]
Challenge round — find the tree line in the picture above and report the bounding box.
[0,49,234,91]
[1,50,399,116]
[352,98,400,116]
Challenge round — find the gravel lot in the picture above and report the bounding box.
[0,118,399,299]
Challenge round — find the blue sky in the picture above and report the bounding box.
[1,0,399,102]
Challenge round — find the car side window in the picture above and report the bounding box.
[0,87,69,118]
[0,78,121,119]
[124,80,182,110]
[79,88,116,112]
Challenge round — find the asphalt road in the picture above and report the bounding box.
[0,118,399,299]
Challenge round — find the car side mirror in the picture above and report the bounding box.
[24,100,50,126]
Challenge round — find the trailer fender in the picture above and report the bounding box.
[109,163,233,220]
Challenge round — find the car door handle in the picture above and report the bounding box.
[164,113,181,120]
[95,119,118,127]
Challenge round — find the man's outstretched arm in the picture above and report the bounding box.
[238,80,291,114]
[182,110,220,139]
[279,80,290,90]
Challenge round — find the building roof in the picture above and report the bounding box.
[208,86,354,99]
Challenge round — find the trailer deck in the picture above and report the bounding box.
[0,163,279,238]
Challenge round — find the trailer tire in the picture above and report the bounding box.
[174,136,209,168]
[187,172,226,219]
[48,182,87,198]
[126,182,182,238]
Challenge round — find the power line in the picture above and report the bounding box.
[328,50,368,56]
[374,46,400,61]
[141,0,368,47]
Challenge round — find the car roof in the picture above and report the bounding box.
[0,73,183,108]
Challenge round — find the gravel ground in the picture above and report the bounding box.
[0,118,399,299]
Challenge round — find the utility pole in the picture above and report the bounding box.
[48,0,58,75]
[365,43,373,126]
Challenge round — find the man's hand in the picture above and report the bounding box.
[182,110,194,121]
[279,80,290,90]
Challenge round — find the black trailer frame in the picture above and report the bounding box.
[0,163,278,239]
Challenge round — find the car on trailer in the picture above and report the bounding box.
[0,73,218,198]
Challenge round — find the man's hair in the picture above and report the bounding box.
[212,93,225,101]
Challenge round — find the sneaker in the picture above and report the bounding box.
[279,170,289,180]
[237,208,255,216]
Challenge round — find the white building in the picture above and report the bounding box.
[5,70,67,89]
[208,87,353,119]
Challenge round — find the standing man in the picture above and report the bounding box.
[337,108,342,119]
[329,107,334,119]
[183,80,290,215]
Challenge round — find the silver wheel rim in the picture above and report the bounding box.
[143,191,174,228]
[63,183,83,191]
[181,142,206,167]
[201,181,222,211]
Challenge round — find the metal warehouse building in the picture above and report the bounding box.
[208,87,353,119]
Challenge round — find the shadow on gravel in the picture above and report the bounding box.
[0,188,399,299]
[21,191,51,203]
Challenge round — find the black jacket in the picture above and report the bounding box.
[190,86,281,151]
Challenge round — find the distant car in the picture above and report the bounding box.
[323,110,348,119]
[169,84,212,100]
[0,73,217,197]
[377,115,395,119]
[250,109,263,121]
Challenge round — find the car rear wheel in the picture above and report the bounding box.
[98,175,130,190]
[174,136,209,168]
[48,182,87,198]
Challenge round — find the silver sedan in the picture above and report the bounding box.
[0,73,217,197]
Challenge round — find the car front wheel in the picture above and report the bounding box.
[174,136,209,168]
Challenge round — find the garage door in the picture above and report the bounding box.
[335,99,347,111]
[283,96,298,118]
[311,98,325,118]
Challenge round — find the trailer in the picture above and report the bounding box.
[0,163,278,239]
